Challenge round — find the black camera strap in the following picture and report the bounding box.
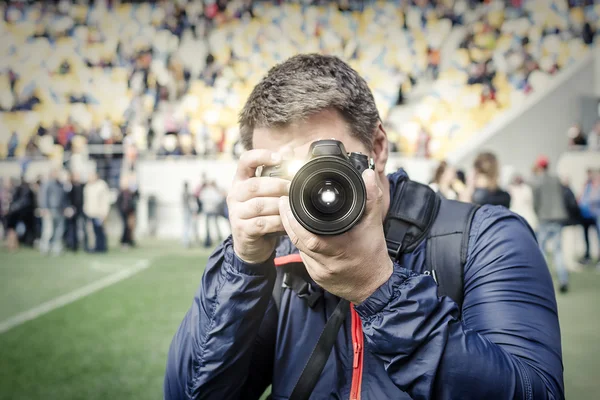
[288,298,350,400]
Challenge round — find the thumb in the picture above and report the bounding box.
[362,168,383,218]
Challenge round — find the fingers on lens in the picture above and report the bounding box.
[243,215,284,236]
[237,197,281,219]
[236,177,290,201]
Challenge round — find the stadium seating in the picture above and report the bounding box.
[0,0,597,161]
[398,1,599,158]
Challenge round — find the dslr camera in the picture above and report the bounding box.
[262,139,373,235]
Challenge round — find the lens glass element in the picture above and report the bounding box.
[311,180,345,214]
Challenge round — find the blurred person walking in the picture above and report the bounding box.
[0,178,9,240]
[116,175,138,248]
[84,172,110,253]
[567,123,587,148]
[429,161,459,200]
[532,156,569,293]
[508,174,538,231]
[199,180,224,248]
[5,178,36,251]
[463,152,511,208]
[587,120,600,151]
[65,172,87,252]
[579,169,599,264]
[182,181,200,248]
[39,169,67,255]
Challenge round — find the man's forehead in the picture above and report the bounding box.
[252,109,352,151]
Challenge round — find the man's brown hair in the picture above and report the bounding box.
[238,54,380,151]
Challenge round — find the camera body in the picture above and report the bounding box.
[262,139,373,235]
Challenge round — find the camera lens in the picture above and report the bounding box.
[311,180,345,214]
[289,157,366,235]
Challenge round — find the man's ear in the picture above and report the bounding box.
[371,122,389,175]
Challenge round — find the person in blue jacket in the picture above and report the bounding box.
[165,54,564,400]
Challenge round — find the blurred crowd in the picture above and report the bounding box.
[181,174,228,248]
[567,120,600,150]
[11,0,597,162]
[1,0,597,161]
[0,168,138,254]
[429,150,600,292]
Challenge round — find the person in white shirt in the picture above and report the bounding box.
[588,120,600,151]
[83,172,110,252]
[199,180,225,248]
[429,161,460,200]
[508,174,538,232]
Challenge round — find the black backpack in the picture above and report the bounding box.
[271,178,479,400]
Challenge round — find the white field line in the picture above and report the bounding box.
[89,261,131,272]
[0,259,150,335]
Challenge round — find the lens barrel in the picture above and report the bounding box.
[289,156,366,235]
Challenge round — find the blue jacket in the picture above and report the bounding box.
[165,170,564,400]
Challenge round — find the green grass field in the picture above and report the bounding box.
[0,241,598,400]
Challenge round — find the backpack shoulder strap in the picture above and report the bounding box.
[384,179,440,260]
[426,197,479,313]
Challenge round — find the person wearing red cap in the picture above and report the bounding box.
[535,155,549,170]
[532,155,569,293]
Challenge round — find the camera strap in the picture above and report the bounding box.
[288,298,350,400]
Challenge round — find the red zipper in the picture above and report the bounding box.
[350,306,364,400]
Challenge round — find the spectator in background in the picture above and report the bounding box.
[116,174,138,249]
[532,155,569,293]
[5,178,36,251]
[508,174,538,232]
[415,127,431,158]
[583,21,595,45]
[429,161,459,200]
[580,169,600,266]
[65,171,86,252]
[567,123,587,147]
[39,169,67,256]
[579,169,598,264]
[468,152,511,208]
[0,178,7,239]
[587,120,600,151]
[8,132,18,158]
[199,179,224,248]
[560,177,583,234]
[84,171,110,253]
[182,181,199,248]
[427,47,441,80]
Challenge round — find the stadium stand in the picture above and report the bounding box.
[0,0,598,164]
[0,0,461,161]
[396,1,600,158]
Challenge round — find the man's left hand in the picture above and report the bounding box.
[279,169,393,304]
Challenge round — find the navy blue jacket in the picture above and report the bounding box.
[165,170,564,400]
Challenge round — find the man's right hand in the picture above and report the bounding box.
[227,149,290,264]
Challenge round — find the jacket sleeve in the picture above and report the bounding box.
[164,236,278,400]
[355,206,564,400]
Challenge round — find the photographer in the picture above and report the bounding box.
[165,55,563,399]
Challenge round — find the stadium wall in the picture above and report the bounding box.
[448,48,598,178]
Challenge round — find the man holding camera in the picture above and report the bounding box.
[165,55,563,399]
